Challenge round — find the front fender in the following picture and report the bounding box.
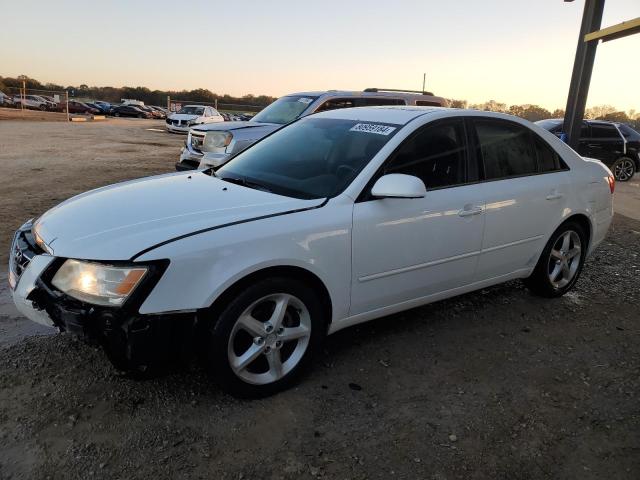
[136,201,353,322]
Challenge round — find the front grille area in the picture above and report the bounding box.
[190,133,204,151]
[9,224,43,289]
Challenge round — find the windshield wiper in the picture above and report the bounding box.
[219,176,272,193]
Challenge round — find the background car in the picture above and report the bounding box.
[177,88,448,170]
[166,105,224,133]
[148,106,167,118]
[0,91,15,107]
[67,100,100,115]
[13,94,51,111]
[537,118,640,181]
[111,104,153,118]
[135,105,164,119]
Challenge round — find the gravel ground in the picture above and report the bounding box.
[1,214,638,480]
[0,117,182,257]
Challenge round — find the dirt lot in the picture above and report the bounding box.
[0,117,182,257]
[0,119,639,479]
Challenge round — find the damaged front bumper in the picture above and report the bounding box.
[9,223,197,371]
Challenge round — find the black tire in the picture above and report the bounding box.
[138,114,144,119]
[204,277,325,398]
[523,220,587,298]
[114,112,120,117]
[39,104,47,111]
[611,157,636,182]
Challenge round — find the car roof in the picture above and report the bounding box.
[310,105,532,126]
[287,90,445,101]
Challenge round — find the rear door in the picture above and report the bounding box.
[583,123,624,165]
[471,118,571,280]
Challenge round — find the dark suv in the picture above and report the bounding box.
[536,119,639,181]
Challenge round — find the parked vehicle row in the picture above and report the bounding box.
[176,88,448,170]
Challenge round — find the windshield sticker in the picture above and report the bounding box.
[298,98,313,104]
[350,123,396,135]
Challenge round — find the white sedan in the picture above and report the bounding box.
[10,107,614,397]
[166,104,224,133]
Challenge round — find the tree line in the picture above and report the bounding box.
[1,75,638,129]
[0,75,277,108]
[448,98,640,130]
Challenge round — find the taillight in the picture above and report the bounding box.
[606,174,615,194]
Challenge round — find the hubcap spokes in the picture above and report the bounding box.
[615,160,634,181]
[548,230,581,289]
[228,293,311,385]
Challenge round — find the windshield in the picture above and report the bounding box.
[251,95,318,125]
[178,106,204,115]
[216,117,400,199]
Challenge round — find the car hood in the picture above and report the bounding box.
[192,120,280,133]
[169,114,199,121]
[33,172,324,261]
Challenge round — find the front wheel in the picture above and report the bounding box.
[612,157,636,182]
[205,277,325,397]
[524,221,587,298]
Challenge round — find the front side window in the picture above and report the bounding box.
[251,95,318,125]
[217,117,400,199]
[384,120,469,190]
[475,120,537,180]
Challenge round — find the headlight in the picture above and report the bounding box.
[202,131,232,152]
[51,259,147,306]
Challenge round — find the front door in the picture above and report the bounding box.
[351,119,485,315]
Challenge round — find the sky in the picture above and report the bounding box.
[0,0,638,111]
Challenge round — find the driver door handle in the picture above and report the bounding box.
[546,193,563,201]
[458,205,483,217]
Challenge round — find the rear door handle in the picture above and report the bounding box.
[458,206,483,217]
[546,193,563,200]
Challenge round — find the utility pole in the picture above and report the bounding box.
[422,73,426,94]
[563,0,605,149]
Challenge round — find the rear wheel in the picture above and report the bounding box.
[39,104,47,111]
[114,112,120,117]
[524,221,587,297]
[612,157,636,182]
[204,277,324,397]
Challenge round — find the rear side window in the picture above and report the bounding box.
[590,123,619,139]
[475,120,537,180]
[533,135,567,172]
[358,98,406,106]
[384,120,469,190]
[415,100,443,107]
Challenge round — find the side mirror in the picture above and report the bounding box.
[371,174,426,199]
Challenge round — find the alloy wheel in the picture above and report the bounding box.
[547,230,581,289]
[227,293,311,385]
[614,159,635,181]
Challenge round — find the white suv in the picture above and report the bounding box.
[166,105,224,133]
